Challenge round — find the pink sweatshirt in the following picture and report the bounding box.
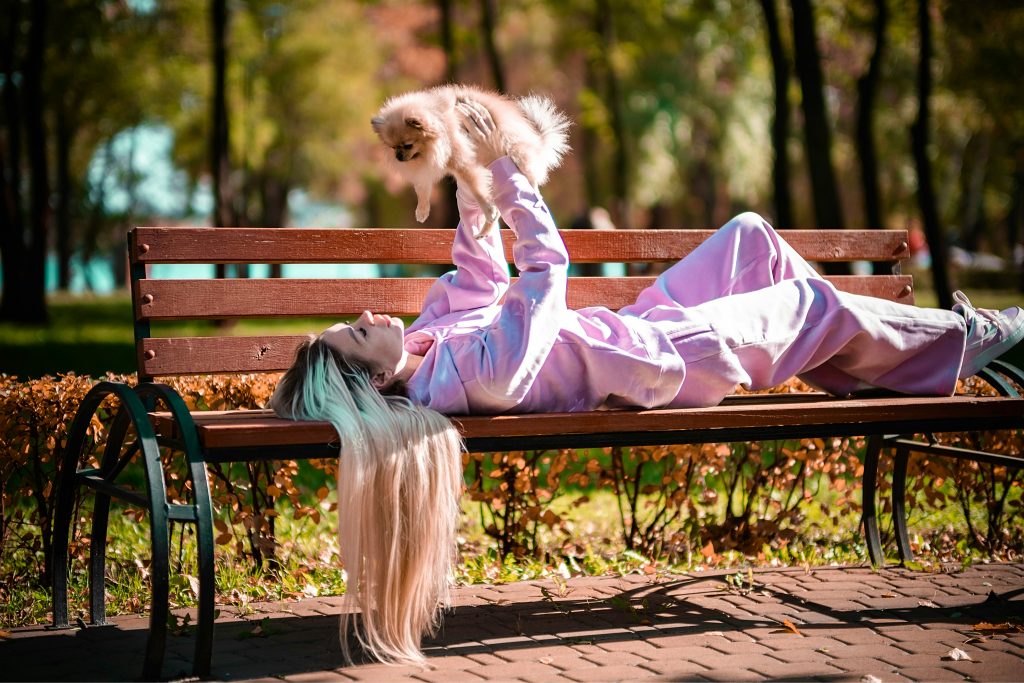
[404,158,686,414]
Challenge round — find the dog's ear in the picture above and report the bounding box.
[370,115,385,133]
[404,117,425,130]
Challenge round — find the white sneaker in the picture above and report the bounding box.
[953,290,1024,378]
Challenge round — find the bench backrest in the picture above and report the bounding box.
[128,227,911,380]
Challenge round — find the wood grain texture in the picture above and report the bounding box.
[149,395,1023,450]
[134,275,914,321]
[140,335,311,376]
[131,227,910,264]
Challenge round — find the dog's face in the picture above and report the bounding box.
[371,111,432,163]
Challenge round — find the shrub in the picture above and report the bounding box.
[1,371,1021,625]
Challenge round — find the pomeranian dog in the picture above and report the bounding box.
[371,85,570,237]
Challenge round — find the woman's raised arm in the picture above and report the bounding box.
[407,178,511,330]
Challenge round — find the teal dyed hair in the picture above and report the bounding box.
[270,335,463,664]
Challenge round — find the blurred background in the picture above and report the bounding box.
[2,0,1024,375]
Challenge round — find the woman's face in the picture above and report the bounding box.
[321,311,407,387]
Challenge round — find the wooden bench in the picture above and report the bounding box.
[51,225,1024,679]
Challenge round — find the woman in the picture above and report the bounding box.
[270,102,1023,665]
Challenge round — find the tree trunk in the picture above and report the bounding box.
[579,55,602,212]
[960,131,990,252]
[1008,145,1024,292]
[437,0,460,234]
[790,0,848,273]
[911,0,953,309]
[55,104,74,291]
[855,0,889,275]
[263,176,289,279]
[595,0,632,229]
[211,0,232,281]
[759,0,795,230]
[479,0,506,93]
[21,0,49,323]
[0,0,28,321]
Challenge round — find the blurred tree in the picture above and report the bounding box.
[478,0,506,92]
[943,0,1024,282]
[912,0,952,309]
[854,0,888,259]
[210,0,234,282]
[0,0,49,323]
[758,0,795,229]
[790,0,848,275]
[594,0,632,229]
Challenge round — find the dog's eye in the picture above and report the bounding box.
[402,143,413,150]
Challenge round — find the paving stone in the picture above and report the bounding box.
[581,650,650,668]
[411,668,486,683]
[637,660,709,677]
[561,664,657,681]
[7,564,1024,683]
[824,656,901,674]
[897,667,969,681]
[746,660,844,680]
[693,667,768,681]
[281,671,351,682]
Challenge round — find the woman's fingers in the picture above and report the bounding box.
[456,98,495,136]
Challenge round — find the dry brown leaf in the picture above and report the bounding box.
[973,622,1023,633]
[941,648,972,661]
[0,630,11,639]
[771,618,804,636]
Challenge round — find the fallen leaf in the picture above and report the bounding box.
[880,593,897,598]
[917,599,938,608]
[538,656,553,664]
[771,618,804,636]
[700,540,716,558]
[942,648,972,661]
[973,622,1023,633]
[860,675,883,683]
[0,630,11,639]
[962,636,986,645]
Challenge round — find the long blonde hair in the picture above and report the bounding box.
[270,336,463,664]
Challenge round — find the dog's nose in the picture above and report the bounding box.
[395,150,405,161]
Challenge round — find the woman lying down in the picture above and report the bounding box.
[270,102,1024,665]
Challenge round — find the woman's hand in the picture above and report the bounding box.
[457,98,504,166]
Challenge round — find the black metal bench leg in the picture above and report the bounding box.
[861,434,885,567]
[892,444,915,564]
[193,475,216,679]
[137,382,217,679]
[138,422,171,681]
[51,390,96,629]
[88,408,135,626]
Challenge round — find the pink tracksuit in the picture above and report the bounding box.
[403,158,967,415]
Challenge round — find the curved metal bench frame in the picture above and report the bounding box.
[861,361,1024,565]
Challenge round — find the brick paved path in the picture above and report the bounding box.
[3,564,1022,682]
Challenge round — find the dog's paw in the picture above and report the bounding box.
[474,212,499,239]
[415,205,430,223]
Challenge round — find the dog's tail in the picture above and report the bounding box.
[518,94,571,167]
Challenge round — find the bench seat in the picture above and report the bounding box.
[152,393,1024,459]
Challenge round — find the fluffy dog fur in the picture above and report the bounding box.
[371,85,570,236]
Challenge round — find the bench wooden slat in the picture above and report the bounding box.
[131,227,910,264]
[135,275,914,321]
[150,396,1024,451]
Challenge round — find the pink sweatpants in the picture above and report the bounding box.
[619,213,967,408]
